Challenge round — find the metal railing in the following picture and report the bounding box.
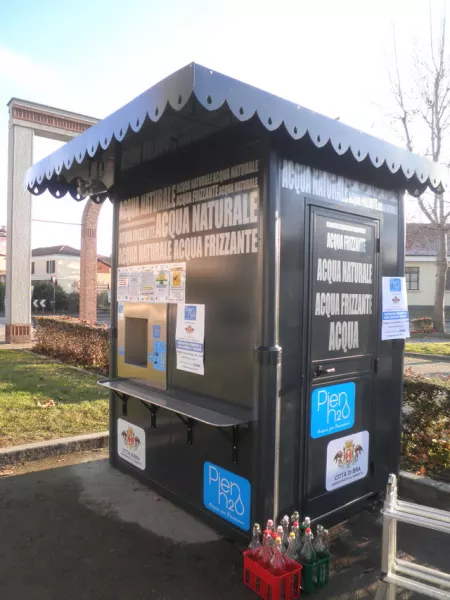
[375,474,450,599]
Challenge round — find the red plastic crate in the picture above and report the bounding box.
[243,550,302,600]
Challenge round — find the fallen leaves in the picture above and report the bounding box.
[37,399,56,408]
[0,469,14,477]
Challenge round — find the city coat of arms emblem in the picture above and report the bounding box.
[334,439,363,468]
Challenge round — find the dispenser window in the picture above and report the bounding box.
[125,317,148,368]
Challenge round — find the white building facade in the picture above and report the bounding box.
[405,224,450,314]
[31,245,110,294]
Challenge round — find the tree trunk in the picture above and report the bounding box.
[433,228,448,333]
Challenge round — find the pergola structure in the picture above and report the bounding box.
[6,99,99,342]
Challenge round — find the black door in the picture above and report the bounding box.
[303,204,379,520]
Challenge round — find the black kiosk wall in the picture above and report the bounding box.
[26,63,448,542]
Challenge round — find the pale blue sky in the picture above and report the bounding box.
[0,0,446,255]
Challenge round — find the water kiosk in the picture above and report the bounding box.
[25,64,447,540]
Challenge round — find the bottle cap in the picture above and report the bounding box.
[293,521,299,527]
[254,523,260,528]
[289,532,296,539]
[275,537,282,544]
[305,527,312,534]
[267,519,274,526]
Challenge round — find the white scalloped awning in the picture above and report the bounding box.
[25,62,448,200]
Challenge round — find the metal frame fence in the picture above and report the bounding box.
[375,474,450,599]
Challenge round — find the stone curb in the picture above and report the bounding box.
[399,470,450,511]
[404,352,450,362]
[0,432,109,467]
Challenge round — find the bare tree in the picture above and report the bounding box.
[390,5,450,332]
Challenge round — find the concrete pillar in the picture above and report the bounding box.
[80,199,102,323]
[6,125,33,343]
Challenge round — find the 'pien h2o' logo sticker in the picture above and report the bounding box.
[203,462,251,531]
[311,382,355,438]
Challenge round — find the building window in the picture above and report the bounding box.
[445,272,450,291]
[31,262,35,275]
[46,260,55,274]
[405,266,419,291]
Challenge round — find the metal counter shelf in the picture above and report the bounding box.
[99,377,252,463]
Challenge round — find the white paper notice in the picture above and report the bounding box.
[117,418,146,470]
[141,265,155,302]
[381,276,410,340]
[326,430,369,491]
[169,263,186,303]
[175,304,205,375]
[154,265,170,302]
[128,266,142,301]
[117,268,129,301]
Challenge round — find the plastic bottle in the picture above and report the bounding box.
[258,529,273,568]
[269,537,286,576]
[313,525,330,559]
[266,519,275,533]
[284,532,299,571]
[291,510,300,525]
[247,523,262,559]
[299,528,316,566]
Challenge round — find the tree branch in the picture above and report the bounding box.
[418,195,438,224]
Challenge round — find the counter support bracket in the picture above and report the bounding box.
[218,424,250,465]
[115,392,128,416]
[139,401,159,428]
[174,413,195,445]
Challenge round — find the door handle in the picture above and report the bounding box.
[315,365,336,377]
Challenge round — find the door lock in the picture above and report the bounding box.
[315,365,336,377]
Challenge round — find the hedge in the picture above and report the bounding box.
[31,317,450,478]
[34,316,109,372]
[403,370,450,478]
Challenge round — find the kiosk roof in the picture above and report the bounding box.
[25,62,448,200]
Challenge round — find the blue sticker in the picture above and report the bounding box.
[185,305,197,321]
[390,278,402,292]
[153,324,161,338]
[152,340,166,371]
[203,462,251,531]
[118,303,124,314]
[311,382,355,439]
[119,346,125,356]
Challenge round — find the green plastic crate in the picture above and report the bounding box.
[299,556,329,593]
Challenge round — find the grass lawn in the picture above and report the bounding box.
[405,342,450,356]
[0,350,109,448]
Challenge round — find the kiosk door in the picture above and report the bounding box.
[304,204,379,520]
